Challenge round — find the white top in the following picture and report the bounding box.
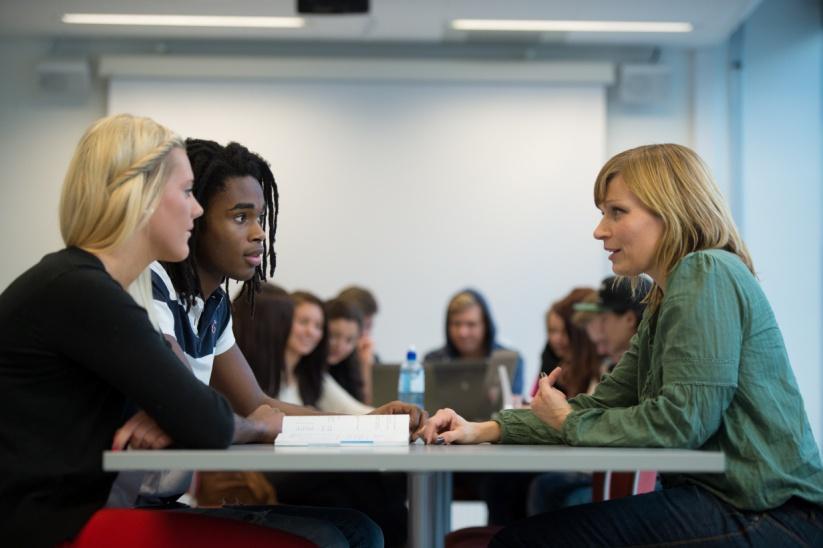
[277,374,373,415]
[151,262,235,384]
[107,263,236,507]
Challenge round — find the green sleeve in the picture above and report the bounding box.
[493,408,564,444]
[563,253,742,448]
[493,317,644,444]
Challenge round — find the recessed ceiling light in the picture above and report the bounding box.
[62,13,305,29]
[451,19,693,33]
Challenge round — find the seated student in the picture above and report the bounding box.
[236,287,372,414]
[419,144,823,546]
[532,288,601,398]
[425,288,525,399]
[575,275,652,372]
[570,291,610,359]
[326,297,368,403]
[518,288,603,518]
[528,280,651,515]
[0,114,239,545]
[237,286,409,547]
[113,138,417,546]
[337,285,380,404]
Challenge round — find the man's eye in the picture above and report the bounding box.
[234,214,246,223]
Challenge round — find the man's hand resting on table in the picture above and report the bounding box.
[370,401,429,438]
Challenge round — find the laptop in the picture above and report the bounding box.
[371,362,401,407]
[370,350,518,421]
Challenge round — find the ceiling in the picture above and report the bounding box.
[0,0,761,48]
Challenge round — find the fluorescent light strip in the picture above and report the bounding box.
[451,19,693,33]
[62,13,305,29]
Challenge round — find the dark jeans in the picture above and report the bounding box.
[182,504,384,548]
[490,484,823,547]
[267,472,407,547]
[527,472,593,515]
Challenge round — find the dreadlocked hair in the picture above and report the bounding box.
[164,138,279,309]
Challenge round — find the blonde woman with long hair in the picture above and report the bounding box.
[0,114,238,545]
[421,144,823,546]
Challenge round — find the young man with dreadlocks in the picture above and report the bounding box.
[108,139,422,547]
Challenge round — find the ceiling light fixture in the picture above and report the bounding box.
[62,13,305,29]
[451,19,693,33]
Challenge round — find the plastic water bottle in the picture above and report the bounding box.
[397,345,425,407]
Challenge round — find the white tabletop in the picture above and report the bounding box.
[104,443,724,473]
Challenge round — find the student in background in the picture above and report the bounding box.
[0,114,236,545]
[574,275,652,372]
[337,285,380,404]
[326,297,368,403]
[237,286,408,547]
[423,288,528,525]
[420,144,823,546]
[425,288,525,399]
[570,291,610,359]
[236,287,372,414]
[533,287,601,398]
[527,279,650,515]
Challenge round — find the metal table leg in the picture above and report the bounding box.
[408,471,452,548]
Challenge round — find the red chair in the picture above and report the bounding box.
[592,470,657,502]
[63,508,316,548]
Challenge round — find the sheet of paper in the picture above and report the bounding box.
[275,414,410,446]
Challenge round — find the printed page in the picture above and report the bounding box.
[275,414,410,446]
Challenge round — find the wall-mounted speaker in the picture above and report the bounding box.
[36,59,91,95]
[617,64,671,106]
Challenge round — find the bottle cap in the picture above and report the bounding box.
[406,345,417,361]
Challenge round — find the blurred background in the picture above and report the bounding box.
[0,0,820,447]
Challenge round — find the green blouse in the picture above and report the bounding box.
[495,249,823,511]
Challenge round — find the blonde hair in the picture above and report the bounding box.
[60,113,183,253]
[448,291,480,318]
[594,144,754,311]
[60,114,183,328]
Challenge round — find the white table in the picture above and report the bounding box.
[104,444,724,548]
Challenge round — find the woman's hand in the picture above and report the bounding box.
[415,408,501,445]
[112,410,172,450]
[531,367,573,430]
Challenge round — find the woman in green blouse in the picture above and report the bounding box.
[419,144,823,546]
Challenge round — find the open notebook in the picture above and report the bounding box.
[275,414,410,446]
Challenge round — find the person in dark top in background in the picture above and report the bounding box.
[337,285,380,404]
[424,288,529,526]
[533,287,601,398]
[326,297,367,402]
[425,288,525,400]
[0,114,236,545]
[574,275,651,371]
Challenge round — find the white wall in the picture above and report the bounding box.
[0,39,105,287]
[737,0,823,444]
[108,78,608,383]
